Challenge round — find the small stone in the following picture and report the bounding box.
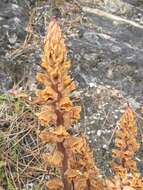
[106,69,113,79]
[0,16,4,21]
[89,82,95,88]
[120,109,125,113]
[8,33,17,44]
[97,130,102,136]
[114,115,118,119]
[87,131,91,135]
[96,88,101,94]
[90,120,95,124]
[127,97,141,110]
[91,130,95,134]
[135,157,141,162]
[102,144,108,150]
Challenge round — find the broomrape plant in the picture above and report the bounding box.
[108,107,143,190]
[33,19,143,190]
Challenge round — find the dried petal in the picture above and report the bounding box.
[64,136,85,154]
[52,125,69,138]
[64,169,80,181]
[70,106,81,121]
[43,151,64,168]
[59,97,73,111]
[63,81,76,95]
[40,125,69,143]
[36,106,57,126]
[74,177,87,190]
[38,87,57,102]
[36,73,51,86]
[123,187,136,190]
[46,178,63,190]
[39,131,57,143]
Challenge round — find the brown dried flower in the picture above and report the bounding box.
[111,107,143,189]
[34,19,105,190]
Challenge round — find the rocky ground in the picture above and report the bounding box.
[0,0,143,189]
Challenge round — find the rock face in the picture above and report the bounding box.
[0,0,30,91]
[71,0,143,104]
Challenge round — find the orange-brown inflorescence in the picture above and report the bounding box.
[110,107,143,189]
[35,19,105,190]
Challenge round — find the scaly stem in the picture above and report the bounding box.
[57,142,71,190]
[55,86,71,189]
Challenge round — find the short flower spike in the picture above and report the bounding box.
[111,106,143,189]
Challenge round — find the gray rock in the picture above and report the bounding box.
[0,1,29,91]
[70,2,143,103]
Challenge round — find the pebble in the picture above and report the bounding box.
[89,82,96,88]
[90,120,95,124]
[102,144,108,150]
[114,115,118,119]
[97,130,102,136]
[8,32,17,44]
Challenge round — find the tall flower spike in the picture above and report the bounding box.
[35,19,105,190]
[111,106,143,189]
[35,19,77,190]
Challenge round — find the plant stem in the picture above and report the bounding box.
[57,142,71,190]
